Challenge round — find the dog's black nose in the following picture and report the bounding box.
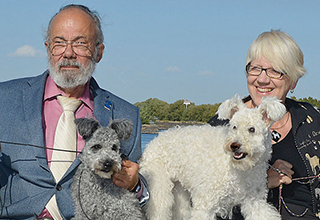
[103,160,113,172]
[230,142,240,151]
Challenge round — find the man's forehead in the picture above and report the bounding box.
[49,8,96,39]
[51,36,91,42]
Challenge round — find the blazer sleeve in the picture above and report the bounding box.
[127,107,142,163]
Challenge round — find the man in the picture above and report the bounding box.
[0,4,148,219]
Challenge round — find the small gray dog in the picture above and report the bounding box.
[71,118,145,220]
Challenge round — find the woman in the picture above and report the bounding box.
[209,30,320,219]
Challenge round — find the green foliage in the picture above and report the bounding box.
[134,98,169,124]
[291,96,320,109]
[135,96,320,124]
[134,98,221,124]
[167,100,187,121]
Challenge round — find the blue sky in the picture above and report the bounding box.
[0,1,319,105]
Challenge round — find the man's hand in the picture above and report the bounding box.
[113,159,140,191]
[267,159,294,189]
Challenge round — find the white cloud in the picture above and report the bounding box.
[165,66,181,73]
[8,45,46,57]
[197,70,216,76]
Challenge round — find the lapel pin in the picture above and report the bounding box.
[104,100,113,110]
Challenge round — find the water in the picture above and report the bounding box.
[141,133,158,152]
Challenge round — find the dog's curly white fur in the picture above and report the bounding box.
[139,95,286,220]
[71,118,145,220]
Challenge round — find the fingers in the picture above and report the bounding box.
[112,160,139,191]
[121,159,137,168]
[273,159,294,177]
[267,159,294,189]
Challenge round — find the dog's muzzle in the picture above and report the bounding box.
[102,160,113,173]
[230,142,248,160]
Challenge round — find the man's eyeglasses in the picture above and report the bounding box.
[49,39,95,57]
[245,63,285,79]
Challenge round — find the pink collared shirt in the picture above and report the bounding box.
[38,76,94,219]
[43,76,94,165]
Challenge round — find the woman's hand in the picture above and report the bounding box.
[267,159,294,189]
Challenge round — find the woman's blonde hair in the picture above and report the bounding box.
[246,30,306,84]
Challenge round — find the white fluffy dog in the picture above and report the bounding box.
[139,95,286,220]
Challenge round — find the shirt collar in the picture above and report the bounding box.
[44,76,94,111]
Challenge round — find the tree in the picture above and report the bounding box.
[135,98,169,124]
[291,96,320,109]
[167,100,187,121]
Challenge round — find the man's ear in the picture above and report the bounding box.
[44,41,50,54]
[95,44,105,63]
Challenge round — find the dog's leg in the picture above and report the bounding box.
[172,181,191,220]
[241,199,281,220]
[188,192,217,220]
[142,164,175,220]
[189,209,215,220]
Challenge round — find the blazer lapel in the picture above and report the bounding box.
[90,78,114,126]
[23,72,49,170]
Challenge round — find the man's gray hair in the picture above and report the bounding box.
[45,4,104,45]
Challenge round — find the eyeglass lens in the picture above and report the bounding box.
[51,41,92,57]
[246,65,283,79]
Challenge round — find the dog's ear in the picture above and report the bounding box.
[75,118,100,141]
[109,119,133,140]
[258,97,287,127]
[217,94,246,120]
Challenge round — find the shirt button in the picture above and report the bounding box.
[56,184,62,191]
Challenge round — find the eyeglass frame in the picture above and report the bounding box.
[245,63,285,79]
[48,37,100,58]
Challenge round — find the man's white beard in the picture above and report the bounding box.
[48,58,96,89]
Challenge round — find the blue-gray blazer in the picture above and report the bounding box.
[0,71,142,219]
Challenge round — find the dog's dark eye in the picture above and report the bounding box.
[248,127,255,133]
[112,144,118,151]
[233,126,237,130]
[91,144,102,151]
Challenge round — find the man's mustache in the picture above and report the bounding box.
[58,60,81,69]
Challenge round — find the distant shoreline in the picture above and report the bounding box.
[142,121,205,134]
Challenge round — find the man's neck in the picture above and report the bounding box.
[58,84,86,98]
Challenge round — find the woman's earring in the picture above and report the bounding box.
[290,89,294,94]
